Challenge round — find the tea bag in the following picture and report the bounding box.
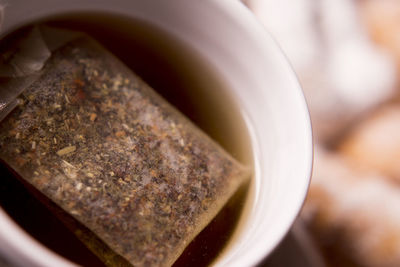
[0,26,249,266]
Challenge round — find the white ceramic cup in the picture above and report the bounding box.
[0,0,313,266]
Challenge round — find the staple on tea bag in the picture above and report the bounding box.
[0,26,250,266]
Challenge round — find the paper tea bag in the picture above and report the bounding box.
[0,27,249,266]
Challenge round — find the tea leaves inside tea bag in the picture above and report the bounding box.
[0,28,249,266]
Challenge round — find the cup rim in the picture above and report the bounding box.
[0,0,313,266]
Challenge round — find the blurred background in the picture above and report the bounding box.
[246,0,400,266]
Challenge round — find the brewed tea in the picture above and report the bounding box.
[0,16,254,267]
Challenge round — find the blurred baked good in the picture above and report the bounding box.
[339,104,400,183]
[248,1,400,266]
[303,147,400,267]
[361,0,400,74]
[248,0,397,143]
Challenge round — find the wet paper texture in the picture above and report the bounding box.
[0,27,249,266]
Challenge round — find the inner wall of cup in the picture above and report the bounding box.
[0,1,312,267]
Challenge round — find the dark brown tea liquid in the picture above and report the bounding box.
[0,14,254,267]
